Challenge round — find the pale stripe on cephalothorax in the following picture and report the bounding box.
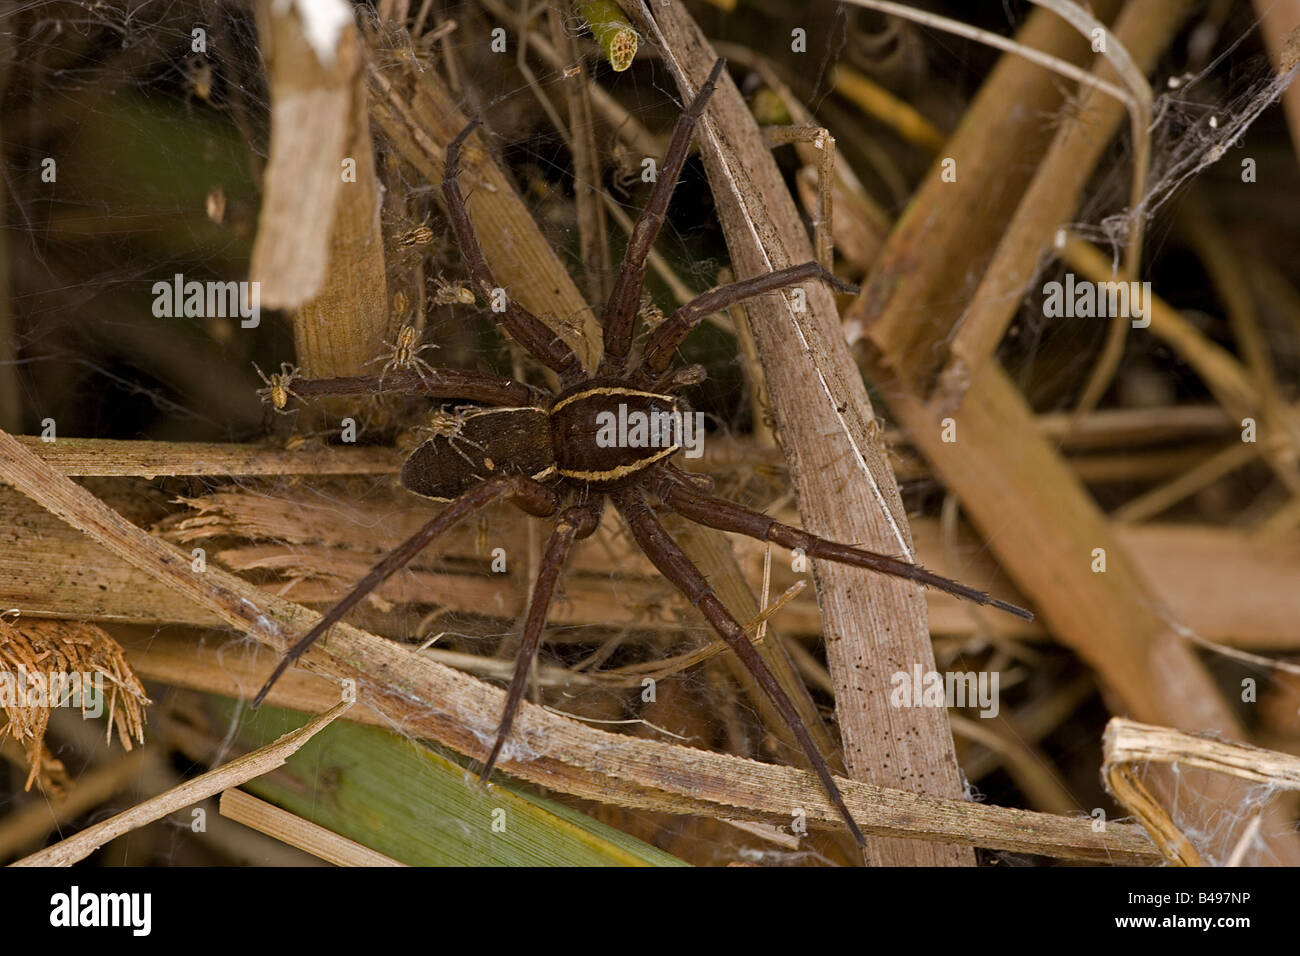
[555,444,679,482]
[549,386,675,413]
[460,405,549,419]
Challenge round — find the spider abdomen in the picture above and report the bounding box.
[550,382,684,487]
[401,406,555,501]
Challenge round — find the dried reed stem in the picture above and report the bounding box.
[11,702,352,866]
[219,788,404,866]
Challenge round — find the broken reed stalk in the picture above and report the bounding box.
[1105,717,1300,788]
[11,702,352,867]
[7,469,1300,649]
[848,0,1124,389]
[119,627,1159,864]
[365,47,602,370]
[0,427,1156,861]
[636,0,974,866]
[365,22,839,793]
[0,750,150,862]
[477,0,660,160]
[935,0,1188,414]
[1103,717,1300,865]
[252,0,392,380]
[1105,764,1202,866]
[579,0,638,72]
[8,437,400,477]
[847,0,1300,864]
[219,788,404,866]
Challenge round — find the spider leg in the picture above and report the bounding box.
[481,501,600,782]
[361,342,399,383]
[447,432,487,469]
[635,262,859,385]
[611,486,868,850]
[661,470,1034,621]
[443,122,584,382]
[410,353,441,388]
[599,59,727,375]
[251,475,560,708]
[284,369,546,408]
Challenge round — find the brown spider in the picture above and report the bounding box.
[253,361,300,413]
[430,275,476,307]
[251,60,1031,850]
[364,323,440,386]
[407,406,489,470]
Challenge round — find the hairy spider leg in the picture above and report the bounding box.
[416,407,493,470]
[612,486,868,849]
[251,475,560,708]
[445,432,488,470]
[443,121,584,382]
[480,501,601,782]
[662,471,1034,621]
[279,369,545,409]
[600,58,728,373]
[635,262,860,386]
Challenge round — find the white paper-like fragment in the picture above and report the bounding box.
[275,0,352,66]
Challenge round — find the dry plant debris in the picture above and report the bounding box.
[0,0,1298,870]
[0,616,149,792]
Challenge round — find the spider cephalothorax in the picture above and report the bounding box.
[252,59,1031,851]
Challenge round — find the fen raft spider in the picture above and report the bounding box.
[252,60,1031,849]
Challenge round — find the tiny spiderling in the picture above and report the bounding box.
[253,361,300,413]
[431,275,477,307]
[365,324,441,387]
